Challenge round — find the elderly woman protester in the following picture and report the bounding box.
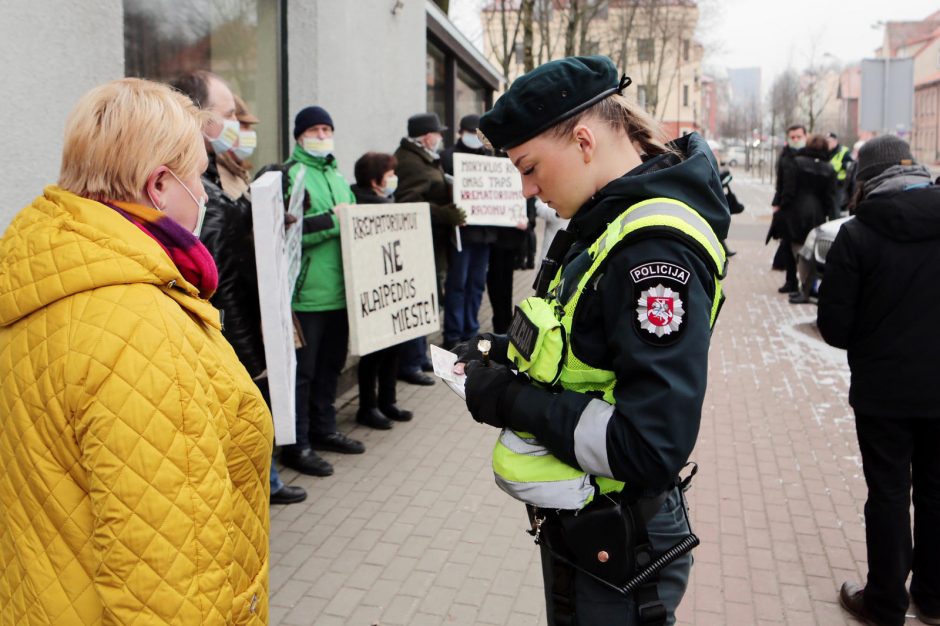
[0,78,273,624]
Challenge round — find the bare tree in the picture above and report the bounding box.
[483,1,526,79]
[767,68,801,139]
[521,0,536,72]
[800,36,840,133]
[633,0,696,119]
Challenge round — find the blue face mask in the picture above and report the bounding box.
[208,118,240,154]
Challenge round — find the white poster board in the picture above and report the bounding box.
[336,202,441,356]
[452,153,527,227]
[250,171,298,444]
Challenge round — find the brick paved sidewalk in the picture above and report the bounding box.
[269,176,919,624]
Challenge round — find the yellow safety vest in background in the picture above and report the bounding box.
[830,145,849,181]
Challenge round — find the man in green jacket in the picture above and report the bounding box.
[281,105,365,477]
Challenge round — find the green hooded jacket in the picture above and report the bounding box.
[288,144,356,312]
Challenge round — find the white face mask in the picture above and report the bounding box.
[382,175,398,197]
[232,129,257,159]
[208,118,240,154]
[788,138,806,150]
[461,132,483,150]
[166,169,208,238]
[302,136,334,158]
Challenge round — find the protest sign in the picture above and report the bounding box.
[336,203,441,356]
[250,171,299,444]
[452,153,527,227]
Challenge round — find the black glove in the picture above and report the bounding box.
[453,333,509,365]
[464,360,523,428]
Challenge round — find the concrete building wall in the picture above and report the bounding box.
[0,0,125,234]
[286,0,426,180]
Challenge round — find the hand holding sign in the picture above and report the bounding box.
[452,153,527,228]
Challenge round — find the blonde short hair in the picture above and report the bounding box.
[58,78,210,202]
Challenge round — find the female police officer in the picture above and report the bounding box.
[455,56,729,625]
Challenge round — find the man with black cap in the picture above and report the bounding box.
[438,114,497,349]
[452,55,729,626]
[817,136,940,626]
[278,105,366,477]
[394,112,467,384]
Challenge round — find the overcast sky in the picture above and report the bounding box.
[449,0,940,92]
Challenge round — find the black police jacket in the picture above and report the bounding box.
[506,133,731,494]
[817,183,940,418]
[199,155,266,379]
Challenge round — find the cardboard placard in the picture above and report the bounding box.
[336,202,441,356]
[250,170,299,444]
[452,153,527,227]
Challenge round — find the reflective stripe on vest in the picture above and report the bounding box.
[492,197,726,510]
[830,146,849,181]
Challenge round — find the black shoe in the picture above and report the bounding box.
[778,282,798,294]
[380,404,413,422]
[838,582,884,626]
[788,293,812,304]
[311,432,366,454]
[420,362,434,373]
[914,601,940,625]
[280,448,333,476]
[356,408,393,430]
[270,484,308,505]
[398,371,435,386]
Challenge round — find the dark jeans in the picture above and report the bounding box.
[487,246,517,334]
[855,414,940,625]
[540,488,692,625]
[444,242,491,343]
[288,309,348,450]
[358,345,399,410]
[397,336,430,375]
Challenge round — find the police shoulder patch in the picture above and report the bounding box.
[630,261,690,346]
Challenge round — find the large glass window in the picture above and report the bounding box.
[455,66,486,125]
[124,0,283,170]
[426,42,447,127]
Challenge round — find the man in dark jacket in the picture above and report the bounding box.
[769,124,805,290]
[172,71,308,504]
[394,113,466,384]
[827,132,854,215]
[775,132,836,295]
[817,136,940,626]
[440,114,497,348]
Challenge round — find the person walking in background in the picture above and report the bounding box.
[172,70,307,505]
[440,114,495,349]
[817,136,940,626]
[768,124,806,289]
[280,105,365,477]
[827,131,854,216]
[776,132,836,298]
[349,151,414,430]
[394,112,466,384]
[0,78,272,623]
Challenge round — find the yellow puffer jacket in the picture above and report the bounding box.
[0,186,273,625]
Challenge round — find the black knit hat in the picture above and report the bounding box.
[293,106,334,138]
[856,135,914,181]
[458,114,481,132]
[407,113,447,137]
[479,55,631,152]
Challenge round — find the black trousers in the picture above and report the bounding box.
[855,414,940,625]
[289,309,348,450]
[778,239,797,285]
[357,345,399,410]
[486,246,516,334]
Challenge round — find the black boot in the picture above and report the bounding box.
[380,404,413,422]
[778,281,798,294]
[356,407,393,430]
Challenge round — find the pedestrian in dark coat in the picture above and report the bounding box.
[776,133,836,293]
[817,135,940,626]
[349,152,414,430]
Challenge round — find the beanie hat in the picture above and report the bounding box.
[856,135,914,181]
[293,106,334,138]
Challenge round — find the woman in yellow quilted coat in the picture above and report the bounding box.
[0,79,273,624]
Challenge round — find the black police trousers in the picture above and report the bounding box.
[540,488,692,625]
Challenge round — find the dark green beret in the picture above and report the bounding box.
[479,55,631,152]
